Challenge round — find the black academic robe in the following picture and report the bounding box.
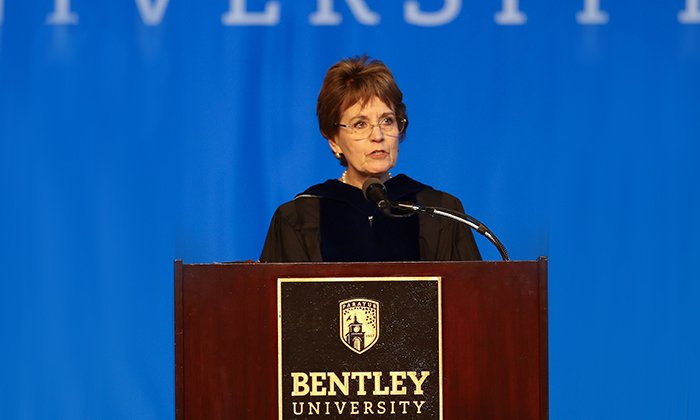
[259,174,481,262]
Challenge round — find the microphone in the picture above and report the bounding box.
[362,178,392,214]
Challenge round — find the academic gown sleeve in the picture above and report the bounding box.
[259,198,323,262]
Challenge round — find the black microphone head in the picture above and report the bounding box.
[362,178,387,202]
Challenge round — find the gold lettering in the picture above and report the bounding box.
[334,402,347,414]
[289,398,425,416]
[413,401,426,414]
[309,372,327,396]
[291,373,309,396]
[292,402,304,415]
[407,371,430,395]
[327,372,350,396]
[291,370,431,397]
[351,372,372,396]
[390,371,407,395]
[372,372,390,395]
[308,402,320,415]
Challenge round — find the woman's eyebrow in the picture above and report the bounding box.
[349,111,395,120]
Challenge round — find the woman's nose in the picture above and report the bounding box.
[368,124,384,141]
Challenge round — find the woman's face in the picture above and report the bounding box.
[328,96,400,188]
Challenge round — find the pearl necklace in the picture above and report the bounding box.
[341,170,392,184]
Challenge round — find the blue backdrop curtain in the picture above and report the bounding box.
[1,0,698,418]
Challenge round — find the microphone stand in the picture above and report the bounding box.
[392,202,510,261]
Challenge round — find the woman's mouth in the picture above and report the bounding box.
[369,150,388,158]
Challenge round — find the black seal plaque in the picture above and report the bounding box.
[278,277,442,419]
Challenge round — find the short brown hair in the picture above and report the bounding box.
[317,55,409,146]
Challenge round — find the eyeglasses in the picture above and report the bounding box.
[335,116,406,139]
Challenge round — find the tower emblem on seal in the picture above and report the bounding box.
[340,298,379,354]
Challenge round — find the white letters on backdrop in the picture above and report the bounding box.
[135,0,170,26]
[46,0,79,25]
[404,0,461,27]
[679,0,700,23]
[13,0,700,27]
[494,0,526,25]
[222,0,280,26]
[309,0,342,25]
[576,0,609,24]
[309,0,380,26]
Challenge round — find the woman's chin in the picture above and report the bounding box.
[366,164,395,177]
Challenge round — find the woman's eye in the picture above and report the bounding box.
[354,121,367,129]
[382,117,395,125]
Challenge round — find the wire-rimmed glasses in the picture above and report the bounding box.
[335,115,406,139]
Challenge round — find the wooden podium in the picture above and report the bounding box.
[175,258,548,419]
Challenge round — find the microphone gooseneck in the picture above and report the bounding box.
[361,177,510,261]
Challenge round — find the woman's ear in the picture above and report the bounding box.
[328,137,342,155]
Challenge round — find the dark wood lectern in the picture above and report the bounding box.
[175,258,548,419]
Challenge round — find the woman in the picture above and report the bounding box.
[260,55,481,262]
